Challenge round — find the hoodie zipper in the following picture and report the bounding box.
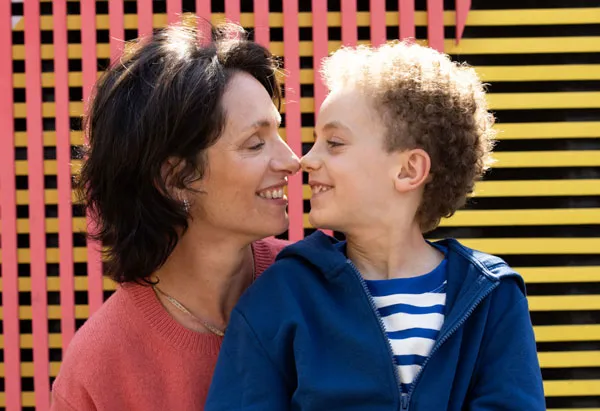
[347,260,402,409]
[401,281,500,410]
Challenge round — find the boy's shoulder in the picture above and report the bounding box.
[237,233,344,318]
[436,239,530,332]
[440,238,527,301]
[247,249,324,298]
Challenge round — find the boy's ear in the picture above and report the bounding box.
[393,149,431,193]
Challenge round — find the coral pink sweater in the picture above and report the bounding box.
[50,238,287,411]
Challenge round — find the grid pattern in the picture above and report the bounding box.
[1,0,600,410]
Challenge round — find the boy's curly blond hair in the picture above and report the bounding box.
[321,41,496,232]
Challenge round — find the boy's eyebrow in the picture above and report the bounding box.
[313,121,353,140]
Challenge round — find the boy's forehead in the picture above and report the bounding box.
[317,88,378,130]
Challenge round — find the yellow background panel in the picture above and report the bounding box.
[496,122,600,139]
[5,3,600,410]
[534,325,600,342]
[442,209,600,226]
[517,267,600,283]
[12,9,600,32]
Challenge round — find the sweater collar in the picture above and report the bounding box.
[122,239,278,353]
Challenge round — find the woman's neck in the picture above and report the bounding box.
[152,230,255,332]
[346,222,443,281]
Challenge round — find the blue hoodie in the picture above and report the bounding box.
[206,232,545,410]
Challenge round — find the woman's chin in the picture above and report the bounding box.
[254,215,289,239]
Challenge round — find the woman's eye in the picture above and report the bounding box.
[326,140,343,148]
[245,136,265,150]
[249,141,265,150]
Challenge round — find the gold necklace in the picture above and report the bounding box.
[153,285,227,336]
[152,262,256,337]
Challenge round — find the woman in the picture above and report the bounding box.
[206,41,545,410]
[50,23,300,410]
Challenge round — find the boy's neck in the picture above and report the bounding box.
[345,222,444,281]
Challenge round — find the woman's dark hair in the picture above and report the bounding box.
[78,22,281,283]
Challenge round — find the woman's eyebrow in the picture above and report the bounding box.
[242,118,279,133]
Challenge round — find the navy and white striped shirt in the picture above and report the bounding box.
[365,255,447,393]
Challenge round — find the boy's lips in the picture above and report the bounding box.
[309,181,334,196]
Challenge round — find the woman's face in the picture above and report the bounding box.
[190,72,300,241]
[301,87,400,233]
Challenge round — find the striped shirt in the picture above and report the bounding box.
[365,254,447,393]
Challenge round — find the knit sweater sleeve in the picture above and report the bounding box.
[253,237,290,277]
[51,372,97,411]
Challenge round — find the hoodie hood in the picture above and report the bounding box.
[277,231,524,292]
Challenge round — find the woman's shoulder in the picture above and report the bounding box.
[254,236,289,255]
[52,288,136,397]
[58,287,147,372]
[252,237,290,275]
[64,289,131,351]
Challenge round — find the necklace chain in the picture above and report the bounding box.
[153,263,256,337]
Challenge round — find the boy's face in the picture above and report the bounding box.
[301,87,403,233]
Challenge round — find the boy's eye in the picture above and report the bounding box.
[327,140,343,148]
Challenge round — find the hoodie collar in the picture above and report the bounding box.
[277,231,349,279]
[277,231,524,292]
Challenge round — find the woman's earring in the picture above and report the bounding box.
[183,198,190,213]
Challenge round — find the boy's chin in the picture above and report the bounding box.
[308,211,340,233]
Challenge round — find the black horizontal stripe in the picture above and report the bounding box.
[465,196,600,210]
[546,396,600,408]
[452,53,600,66]
[543,367,600,380]
[538,341,600,352]
[303,197,600,214]
[458,24,600,39]
[327,0,600,11]
[410,24,600,40]
[482,167,600,180]
[530,310,600,326]
[21,377,34,392]
[12,30,24,45]
[487,80,600,94]
[12,59,25,73]
[124,1,137,14]
[49,348,62,362]
[526,282,600,296]
[428,225,600,238]
[468,0,600,9]
[495,139,600,152]
[494,109,600,124]
[497,254,600,268]
[10,2,23,16]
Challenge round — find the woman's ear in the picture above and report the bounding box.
[160,157,189,200]
[393,149,431,193]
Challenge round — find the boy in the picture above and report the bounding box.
[205,41,545,410]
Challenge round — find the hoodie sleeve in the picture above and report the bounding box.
[466,289,546,410]
[205,307,292,411]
